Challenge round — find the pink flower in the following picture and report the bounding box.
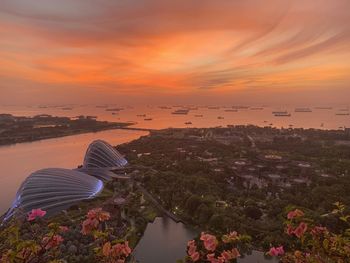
[200,232,218,251]
[108,242,132,258]
[120,241,132,257]
[219,248,241,262]
[187,240,196,247]
[287,209,304,220]
[293,222,308,238]
[267,246,284,257]
[187,239,199,261]
[286,224,294,236]
[188,244,197,256]
[276,246,284,255]
[27,208,46,221]
[111,243,123,257]
[189,251,200,262]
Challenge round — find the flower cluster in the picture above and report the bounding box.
[186,231,246,263]
[267,203,350,262]
[1,207,133,263]
[101,241,132,263]
[0,209,69,263]
[81,208,111,235]
[267,246,284,257]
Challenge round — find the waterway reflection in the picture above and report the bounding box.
[133,217,277,263]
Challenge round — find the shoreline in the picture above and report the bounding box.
[0,125,132,147]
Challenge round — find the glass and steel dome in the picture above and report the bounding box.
[83,140,127,169]
[4,168,103,220]
[3,140,128,222]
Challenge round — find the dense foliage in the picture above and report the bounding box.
[0,208,132,263]
[118,127,350,249]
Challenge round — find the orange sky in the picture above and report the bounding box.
[0,0,350,105]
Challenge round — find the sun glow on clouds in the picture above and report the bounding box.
[0,0,349,103]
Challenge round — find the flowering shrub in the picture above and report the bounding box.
[99,241,132,263]
[267,202,350,262]
[80,208,133,263]
[185,231,250,263]
[81,207,111,236]
[0,207,131,263]
[0,212,67,263]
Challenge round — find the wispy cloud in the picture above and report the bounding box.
[0,0,349,103]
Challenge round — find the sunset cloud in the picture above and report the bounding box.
[0,0,349,104]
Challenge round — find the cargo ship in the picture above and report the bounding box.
[172,109,189,115]
[273,111,291,117]
[295,108,312,112]
[106,108,123,112]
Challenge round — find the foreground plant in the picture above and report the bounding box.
[80,207,133,263]
[267,202,350,262]
[0,207,132,263]
[184,231,250,263]
[0,209,66,263]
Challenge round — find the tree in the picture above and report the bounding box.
[185,195,202,214]
[209,214,224,231]
[244,206,262,220]
[196,204,213,224]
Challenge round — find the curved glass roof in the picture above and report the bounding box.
[4,168,103,221]
[83,140,127,169]
[4,140,128,222]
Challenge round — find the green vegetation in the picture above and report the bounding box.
[118,126,350,250]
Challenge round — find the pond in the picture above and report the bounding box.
[133,217,277,263]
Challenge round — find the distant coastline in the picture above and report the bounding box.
[0,114,134,146]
